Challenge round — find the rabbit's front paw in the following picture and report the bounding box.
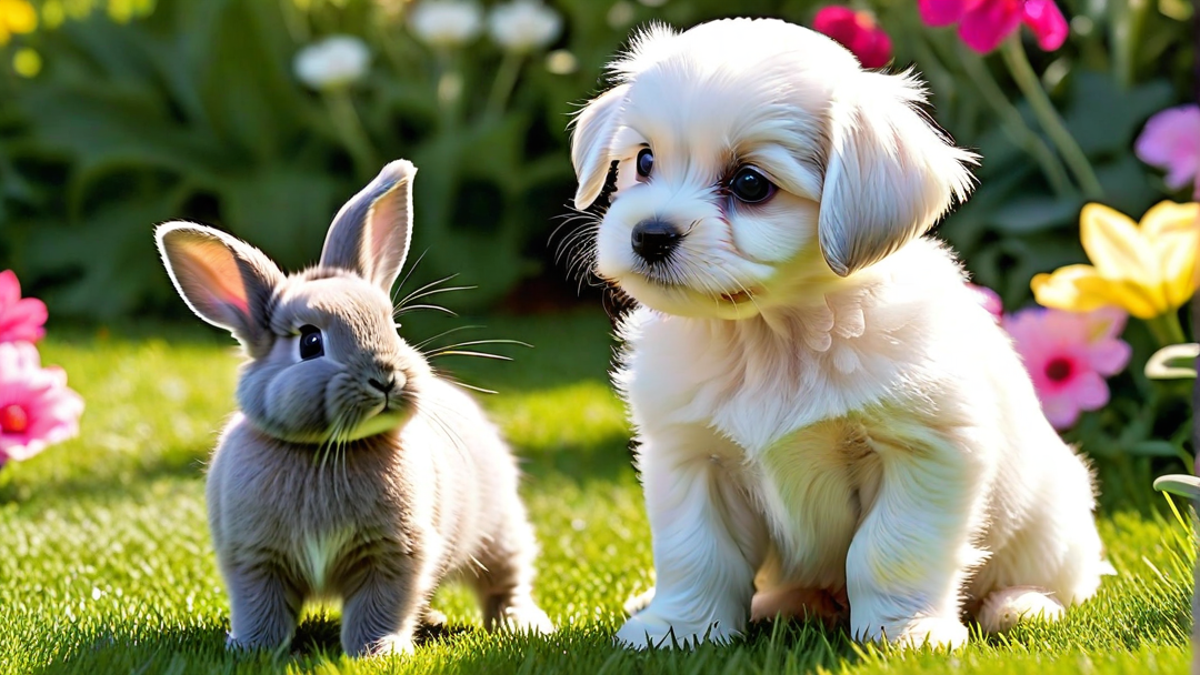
[497,604,555,635]
[362,634,415,657]
[614,611,739,650]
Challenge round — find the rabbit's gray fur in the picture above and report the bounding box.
[156,160,553,656]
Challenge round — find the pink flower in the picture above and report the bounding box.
[0,341,84,467]
[967,282,1003,321]
[814,6,892,69]
[918,0,1069,54]
[0,270,48,344]
[1001,306,1130,430]
[1135,104,1200,199]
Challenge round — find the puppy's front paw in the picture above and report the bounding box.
[614,612,739,650]
[624,587,656,616]
[876,617,969,651]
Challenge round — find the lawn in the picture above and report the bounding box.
[0,308,1192,675]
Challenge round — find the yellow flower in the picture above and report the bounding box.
[1031,201,1200,319]
[12,47,40,77]
[0,0,38,45]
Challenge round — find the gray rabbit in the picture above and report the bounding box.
[155,160,553,656]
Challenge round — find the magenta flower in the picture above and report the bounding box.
[1135,104,1200,199]
[0,270,48,344]
[1002,306,1130,430]
[967,283,1003,321]
[0,341,84,466]
[813,6,892,69]
[918,0,1069,55]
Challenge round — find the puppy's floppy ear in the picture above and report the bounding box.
[569,84,629,211]
[818,71,977,277]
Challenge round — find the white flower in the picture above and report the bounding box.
[294,35,371,90]
[488,0,563,53]
[409,0,484,49]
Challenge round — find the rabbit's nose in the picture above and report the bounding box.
[367,377,394,394]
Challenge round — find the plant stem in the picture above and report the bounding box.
[434,49,463,133]
[486,50,525,120]
[324,88,377,181]
[958,47,1075,197]
[1110,0,1150,89]
[1000,36,1105,199]
[1148,310,1188,347]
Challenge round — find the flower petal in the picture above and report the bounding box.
[958,0,1023,54]
[918,0,969,27]
[1085,338,1131,376]
[0,270,19,308]
[1135,105,1200,182]
[1031,266,1122,313]
[1141,201,1200,308]
[857,25,893,69]
[1040,394,1080,430]
[1070,370,1110,410]
[0,296,48,343]
[1021,0,1069,51]
[1140,200,1200,238]
[1073,274,1165,319]
[1145,343,1199,379]
[1079,202,1164,294]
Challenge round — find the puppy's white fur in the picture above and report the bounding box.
[571,18,1106,650]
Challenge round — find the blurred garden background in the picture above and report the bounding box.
[0,0,1197,673]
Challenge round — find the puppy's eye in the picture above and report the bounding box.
[636,148,654,178]
[729,167,776,204]
[298,324,324,360]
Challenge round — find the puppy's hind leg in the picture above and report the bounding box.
[845,431,990,650]
[468,502,554,635]
[974,586,1065,634]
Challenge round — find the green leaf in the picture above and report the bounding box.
[1060,72,1175,159]
[214,166,343,271]
[989,195,1085,235]
[1128,440,1184,458]
[21,188,191,318]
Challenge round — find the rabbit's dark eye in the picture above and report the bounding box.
[299,325,324,360]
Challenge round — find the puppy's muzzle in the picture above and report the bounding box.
[631,218,682,264]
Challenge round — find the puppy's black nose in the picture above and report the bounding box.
[631,219,682,263]
[367,377,395,394]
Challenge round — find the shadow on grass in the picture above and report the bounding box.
[29,612,860,675]
[0,443,209,508]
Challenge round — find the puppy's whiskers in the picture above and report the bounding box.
[710,262,765,316]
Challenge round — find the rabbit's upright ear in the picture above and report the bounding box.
[817,71,977,277]
[156,223,284,350]
[320,159,416,293]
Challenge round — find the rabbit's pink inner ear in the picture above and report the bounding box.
[164,234,253,331]
[363,179,413,291]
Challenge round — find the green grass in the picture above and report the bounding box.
[0,309,1192,674]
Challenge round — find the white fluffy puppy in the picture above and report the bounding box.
[570,18,1107,650]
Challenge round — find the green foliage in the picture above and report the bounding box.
[0,0,1194,481]
[0,313,1192,673]
[0,0,1194,321]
